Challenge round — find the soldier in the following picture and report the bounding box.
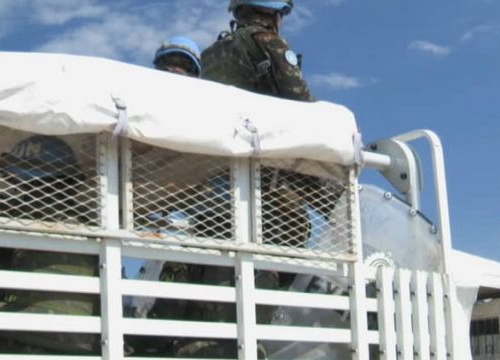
[132,37,202,304]
[202,0,314,101]
[126,37,204,357]
[200,2,319,357]
[131,36,203,313]
[0,135,100,354]
[132,36,201,317]
[153,36,202,77]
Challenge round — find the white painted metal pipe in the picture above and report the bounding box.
[362,151,391,170]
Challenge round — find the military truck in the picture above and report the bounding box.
[0,52,497,359]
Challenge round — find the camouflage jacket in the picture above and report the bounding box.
[201,17,314,101]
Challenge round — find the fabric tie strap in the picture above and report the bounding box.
[111,95,129,138]
[243,118,261,155]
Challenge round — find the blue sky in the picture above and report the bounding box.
[0,0,499,260]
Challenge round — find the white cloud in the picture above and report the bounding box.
[33,1,230,65]
[0,0,321,65]
[154,0,229,49]
[408,40,451,57]
[0,0,105,36]
[310,72,365,90]
[461,23,500,42]
[31,0,107,25]
[288,0,344,33]
[37,13,159,62]
[286,5,315,34]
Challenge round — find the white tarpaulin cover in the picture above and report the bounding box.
[0,52,359,165]
[449,250,499,360]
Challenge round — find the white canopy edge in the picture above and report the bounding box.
[451,249,500,289]
[0,52,359,165]
[448,249,500,360]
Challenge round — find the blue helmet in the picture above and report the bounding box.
[0,135,83,182]
[145,211,193,232]
[153,36,202,77]
[228,0,294,15]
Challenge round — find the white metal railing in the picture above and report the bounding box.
[0,231,464,359]
[1,233,362,359]
[0,129,467,359]
[363,129,461,358]
[370,267,458,360]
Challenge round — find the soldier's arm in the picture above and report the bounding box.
[254,32,314,102]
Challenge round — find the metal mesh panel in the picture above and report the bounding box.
[0,128,102,230]
[256,160,354,259]
[129,141,235,243]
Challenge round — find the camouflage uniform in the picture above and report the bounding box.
[202,12,314,101]
[0,136,100,355]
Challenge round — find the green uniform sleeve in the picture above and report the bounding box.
[254,32,314,102]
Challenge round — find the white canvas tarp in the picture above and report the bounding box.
[0,52,359,165]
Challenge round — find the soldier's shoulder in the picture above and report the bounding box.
[201,27,235,52]
[201,33,230,58]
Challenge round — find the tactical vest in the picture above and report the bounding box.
[201,25,280,96]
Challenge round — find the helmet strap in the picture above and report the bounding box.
[230,19,238,32]
[273,12,282,33]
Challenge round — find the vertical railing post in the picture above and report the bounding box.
[377,267,397,360]
[235,253,257,360]
[100,239,123,359]
[412,271,431,360]
[233,158,257,360]
[394,269,413,359]
[120,138,134,231]
[428,273,447,360]
[349,173,369,359]
[99,134,124,359]
[251,160,263,245]
[443,274,461,359]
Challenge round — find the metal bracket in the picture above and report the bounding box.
[366,139,423,210]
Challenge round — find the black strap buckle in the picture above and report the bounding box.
[256,59,271,76]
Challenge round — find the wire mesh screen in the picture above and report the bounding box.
[256,160,354,259]
[129,141,235,242]
[0,127,102,230]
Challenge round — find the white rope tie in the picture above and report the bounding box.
[112,95,129,138]
[242,118,261,155]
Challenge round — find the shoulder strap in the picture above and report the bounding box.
[235,26,281,95]
[236,26,267,65]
